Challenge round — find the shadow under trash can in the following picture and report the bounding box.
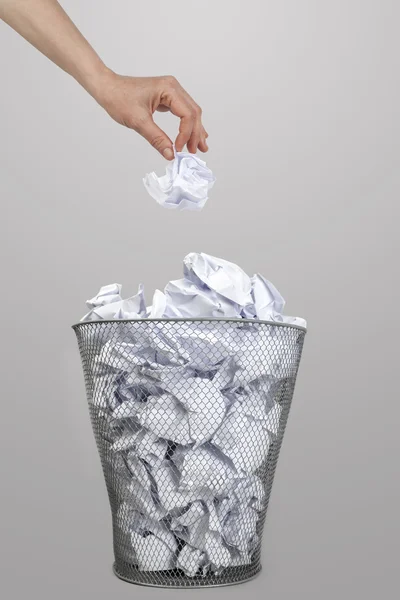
[73,318,306,588]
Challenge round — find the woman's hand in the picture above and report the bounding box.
[93,72,209,159]
[0,1,208,159]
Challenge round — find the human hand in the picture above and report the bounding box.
[0,2,208,159]
[93,72,208,159]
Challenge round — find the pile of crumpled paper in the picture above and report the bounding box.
[80,253,306,575]
[82,252,306,327]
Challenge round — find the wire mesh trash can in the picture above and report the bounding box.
[73,318,306,588]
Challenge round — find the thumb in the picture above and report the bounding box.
[135,116,174,160]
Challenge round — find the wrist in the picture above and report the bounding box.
[77,62,116,105]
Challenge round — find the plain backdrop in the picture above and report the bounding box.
[1,1,399,598]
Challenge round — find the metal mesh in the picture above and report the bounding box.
[73,318,305,588]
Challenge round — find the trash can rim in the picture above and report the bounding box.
[71,317,307,333]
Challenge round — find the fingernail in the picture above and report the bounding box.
[163,147,174,160]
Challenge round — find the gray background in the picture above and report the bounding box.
[1,1,399,598]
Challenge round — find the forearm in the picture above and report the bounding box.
[0,0,110,96]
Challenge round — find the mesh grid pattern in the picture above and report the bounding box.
[73,318,305,588]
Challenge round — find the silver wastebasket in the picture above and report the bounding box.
[73,318,306,588]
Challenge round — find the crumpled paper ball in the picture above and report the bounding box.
[143,150,216,211]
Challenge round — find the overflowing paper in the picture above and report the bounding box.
[81,252,306,327]
[82,284,146,322]
[143,150,216,211]
[79,253,305,576]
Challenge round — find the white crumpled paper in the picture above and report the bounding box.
[81,252,306,327]
[82,284,146,322]
[79,252,305,576]
[143,150,216,211]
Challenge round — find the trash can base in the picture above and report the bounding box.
[112,562,262,588]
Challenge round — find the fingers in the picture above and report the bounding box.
[176,106,207,154]
[187,121,209,154]
[160,76,208,154]
[175,113,196,153]
[134,114,174,160]
[198,134,208,153]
